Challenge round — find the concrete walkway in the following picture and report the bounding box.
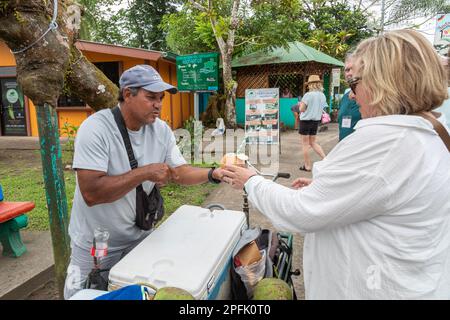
[0,136,67,150]
[0,231,54,299]
[0,124,339,299]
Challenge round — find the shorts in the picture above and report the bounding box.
[298,120,320,135]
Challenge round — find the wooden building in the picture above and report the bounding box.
[0,40,194,137]
[232,41,344,128]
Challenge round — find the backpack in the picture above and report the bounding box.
[230,227,299,300]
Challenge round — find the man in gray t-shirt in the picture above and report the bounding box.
[64,65,225,299]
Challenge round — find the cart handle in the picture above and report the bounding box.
[205,203,226,211]
[275,172,291,180]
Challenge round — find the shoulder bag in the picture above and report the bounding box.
[111,106,164,231]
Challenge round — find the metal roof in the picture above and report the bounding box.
[231,41,344,68]
[75,40,178,62]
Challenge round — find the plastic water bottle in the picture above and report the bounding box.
[91,227,109,258]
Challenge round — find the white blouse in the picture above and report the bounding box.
[245,115,450,299]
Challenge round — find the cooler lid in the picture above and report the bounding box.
[109,205,246,299]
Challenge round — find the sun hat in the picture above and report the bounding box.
[119,65,178,94]
[305,74,322,84]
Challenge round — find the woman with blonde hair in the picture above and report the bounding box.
[298,75,327,172]
[222,29,450,299]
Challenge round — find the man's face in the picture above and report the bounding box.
[344,59,354,81]
[125,88,165,126]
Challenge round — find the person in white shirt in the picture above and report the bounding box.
[222,29,450,299]
[64,65,225,299]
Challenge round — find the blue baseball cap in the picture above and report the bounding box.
[119,64,178,94]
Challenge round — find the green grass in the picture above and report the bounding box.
[0,150,218,231]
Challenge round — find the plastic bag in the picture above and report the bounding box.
[211,118,225,136]
[321,111,331,124]
[234,250,266,298]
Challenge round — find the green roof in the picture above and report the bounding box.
[232,41,344,68]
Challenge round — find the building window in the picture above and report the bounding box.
[58,61,120,107]
[95,62,120,87]
[268,74,304,98]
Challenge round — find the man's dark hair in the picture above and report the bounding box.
[118,87,140,102]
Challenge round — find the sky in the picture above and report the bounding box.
[109,0,440,46]
[360,1,444,46]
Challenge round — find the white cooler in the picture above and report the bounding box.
[108,205,247,300]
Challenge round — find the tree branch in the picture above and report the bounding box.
[0,0,118,108]
[234,35,264,47]
[360,0,380,14]
[226,0,241,55]
[205,1,226,55]
[188,0,207,12]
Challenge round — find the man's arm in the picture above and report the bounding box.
[77,163,171,206]
[170,165,224,185]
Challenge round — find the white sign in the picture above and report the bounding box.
[332,68,341,87]
[6,89,19,104]
[434,13,450,46]
[244,88,279,145]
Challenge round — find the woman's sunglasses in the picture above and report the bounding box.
[347,77,362,94]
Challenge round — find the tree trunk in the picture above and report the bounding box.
[36,102,70,299]
[190,0,239,128]
[0,0,119,298]
[221,53,237,128]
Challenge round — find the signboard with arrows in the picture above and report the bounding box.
[176,52,219,91]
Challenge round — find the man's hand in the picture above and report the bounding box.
[146,163,173,187]
[76,163,176,206]
[291,177,312,189]
[222,165,258,189]
[212,167,225,181]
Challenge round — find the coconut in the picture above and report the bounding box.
[153,287,195,300]
[252,278,293,300]
[220,153,248,168]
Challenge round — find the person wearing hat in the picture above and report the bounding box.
[64,64,225,299]
[297,74,327,172]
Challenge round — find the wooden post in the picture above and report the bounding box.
[194,92,200,120]
[36,103,70,299]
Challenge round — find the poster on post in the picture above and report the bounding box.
[244,88,279,145]
[331,68,341,87]
[1,79,27,136]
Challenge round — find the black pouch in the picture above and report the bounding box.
[84,268,109,291]
[135,184,164,231]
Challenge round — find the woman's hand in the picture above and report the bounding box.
[222,165,258,189]
[291,177,312,189]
